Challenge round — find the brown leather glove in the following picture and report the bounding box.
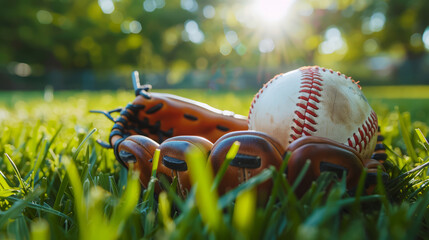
[157,136,213,198]
[94,71,388,198]
[209,130,285,203]
[286,136,386,197]
[105,73,246,168]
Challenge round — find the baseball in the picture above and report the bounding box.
[248,66,378,160]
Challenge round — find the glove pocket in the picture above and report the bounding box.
[209,130,285,204]
[158,136,213,198]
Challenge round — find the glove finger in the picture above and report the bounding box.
[159,136,213,198]
[117,135,162,193]
[287,136,364,197]
[209,130,285,204]
[371,127,387,163]
[362,158,389,195]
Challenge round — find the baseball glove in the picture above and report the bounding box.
[93,71,388,198]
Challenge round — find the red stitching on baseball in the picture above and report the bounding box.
[304,123,316,132]
[304,115,316,125]
[347,110,378,154]
[307,102,319,110]
[299,89,321,97]
[291,126,301,135]
[290,66,323,141]
[299,95,321,103]
[302,80,323,86]
[296,103,307,110]
[293,119,304,128]
[294,110,305,120]
[306,109,318,118]
[303,130,312,136]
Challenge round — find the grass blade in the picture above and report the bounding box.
[397,109,418,161]
[4,153,27,194]
[233,187,256,236]
[109,170,141,238]
[212,141,240,191]
[186,146,221,231]
[218,168,273,208]
[416,128,429,151]
[63,157,86,239]
[73,128,97,160]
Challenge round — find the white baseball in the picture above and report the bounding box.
[248,66,378,159]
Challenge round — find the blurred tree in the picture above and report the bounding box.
[0,0,428,89]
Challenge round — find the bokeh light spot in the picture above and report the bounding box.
[203,5,215,19]
[143,0,165,12]
[98,0,114,14]
[184,20,205,44]
[410,33,422,48]
[129,21,142,34]
[235,44,247,56]
[225,31,238,46]
[220,44,232,56]
[258,38,275,53]
[363,39,378,54]
[143,0,156,12]
[369,12,385,32]
[36,10,53,24]
[14,63,32,77]
[423,27,429,50]
[319,27,345,54]
[181,0,198,12]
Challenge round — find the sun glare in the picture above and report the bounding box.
[250,0,294,24]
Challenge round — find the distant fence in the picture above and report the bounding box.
[0,68,287,91]
[1,61,428,91]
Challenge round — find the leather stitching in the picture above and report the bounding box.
[290,67,323,142]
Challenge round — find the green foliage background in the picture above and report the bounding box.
[2,0,429,89]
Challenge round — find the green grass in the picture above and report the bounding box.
[0,86,428,239]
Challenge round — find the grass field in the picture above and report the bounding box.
[0,86,429,239]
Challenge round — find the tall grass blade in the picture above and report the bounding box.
[416,128,429,151]
[63,157,86,240]
[233,187,256,236]
[186,146,221,231]
[0,187,42,228]
[291,159,311,191]
[0,170,14,197]
[143,149,160,203]
[31,219,50,240]
[72,128,97,160]
[6,196,73,222]
[109,170,141,238]
[212,141,240,191]
[218,169,273,208]
[4,153,27,194]
[397,109,418,161]
[159,191,174,231]
[0,170,12,189]
[53,172,69,211]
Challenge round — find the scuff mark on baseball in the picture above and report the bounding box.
[248,66,378,159]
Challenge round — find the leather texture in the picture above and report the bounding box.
[209,131,285,203]
[109,92,247,148]
[116,135,166,194]
[287,136,365,197]
[102,88,388,199]
[158,136,213,198]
